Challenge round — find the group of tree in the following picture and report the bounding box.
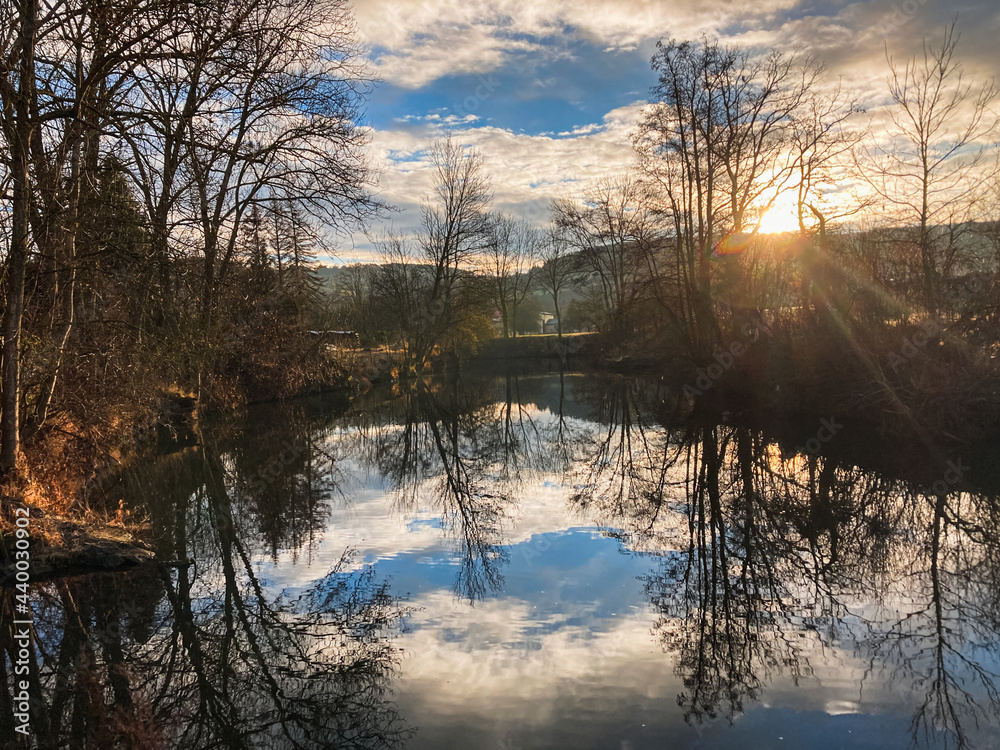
[0,0,377,476]
[615,26,998,358]
[3,4,999,478]
[328,137,599,364]
[333,24,999,386]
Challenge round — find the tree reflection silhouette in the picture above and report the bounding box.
[1,415,412,750]
[348,378,518,602]
[553,374,1000,748]
[334,372,1000,749]
[1,560,411,749]
[627,419,1000,748]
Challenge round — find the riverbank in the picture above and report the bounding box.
[467,332,600,361]
[0,501,156,585]
[608,315,1000,452]
[0,355,358,582]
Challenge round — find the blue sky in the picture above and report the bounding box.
[365,37,656,137]
[335,0,1000,261]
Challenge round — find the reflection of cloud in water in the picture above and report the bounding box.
[392,588,938,750]
[91,372,1000,750]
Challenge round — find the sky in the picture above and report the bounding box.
[336,0,1000,262]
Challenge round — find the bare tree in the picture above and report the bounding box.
[865,23,998,314]
[535,231,577,338]
[421,136,493,300]
[360,140,494,366]
[637,39,730,350]
[789,82,867,234]
[481,212,539,338]
[507,225,540,338]
[371,230,426,360]
[332,263,378,339]
[412,136,493,361]
[179,0,375,324]
[716,47,815,234]
[551,176,659,338]
[637,38,818,351]
[0,0,35,473]
[787,80,868,316]
[0,0,376,471]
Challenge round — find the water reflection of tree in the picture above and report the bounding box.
[2,403,412,750]
[643,426,826,725]
[217,377,1000,747]
[763,450,1000,750]
[567,375,684,548]
[872,490,1000,750]
[21,373,1000,748]
[569,391,1000,748]
[156,442,410,749]
[344,378,519,602]
[3,543,409,750]
[108,398,349,563]
[334,373,598,602]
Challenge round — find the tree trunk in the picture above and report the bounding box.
[23,130,82,442]
[500,295,509,338]
[0,0,36,475]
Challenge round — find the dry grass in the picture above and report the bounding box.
[0,412,152,552]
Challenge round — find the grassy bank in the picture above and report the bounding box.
[468,332,599,361]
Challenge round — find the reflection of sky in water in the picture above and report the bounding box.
[232,377,1000,750]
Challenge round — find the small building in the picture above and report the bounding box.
[538,312,555,334]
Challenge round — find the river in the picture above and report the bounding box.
[6,368,1000,749]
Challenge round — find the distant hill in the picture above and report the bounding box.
[313,265,343,283]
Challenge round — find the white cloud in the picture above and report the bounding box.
[328,0,1000,261]
[357,101,647,247]
[372,26,548,88]
[353,0,805,89]
[328,101,646,259]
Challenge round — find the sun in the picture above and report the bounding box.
[757,198,802,234]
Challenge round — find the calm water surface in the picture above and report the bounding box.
[7,370,1000,749]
